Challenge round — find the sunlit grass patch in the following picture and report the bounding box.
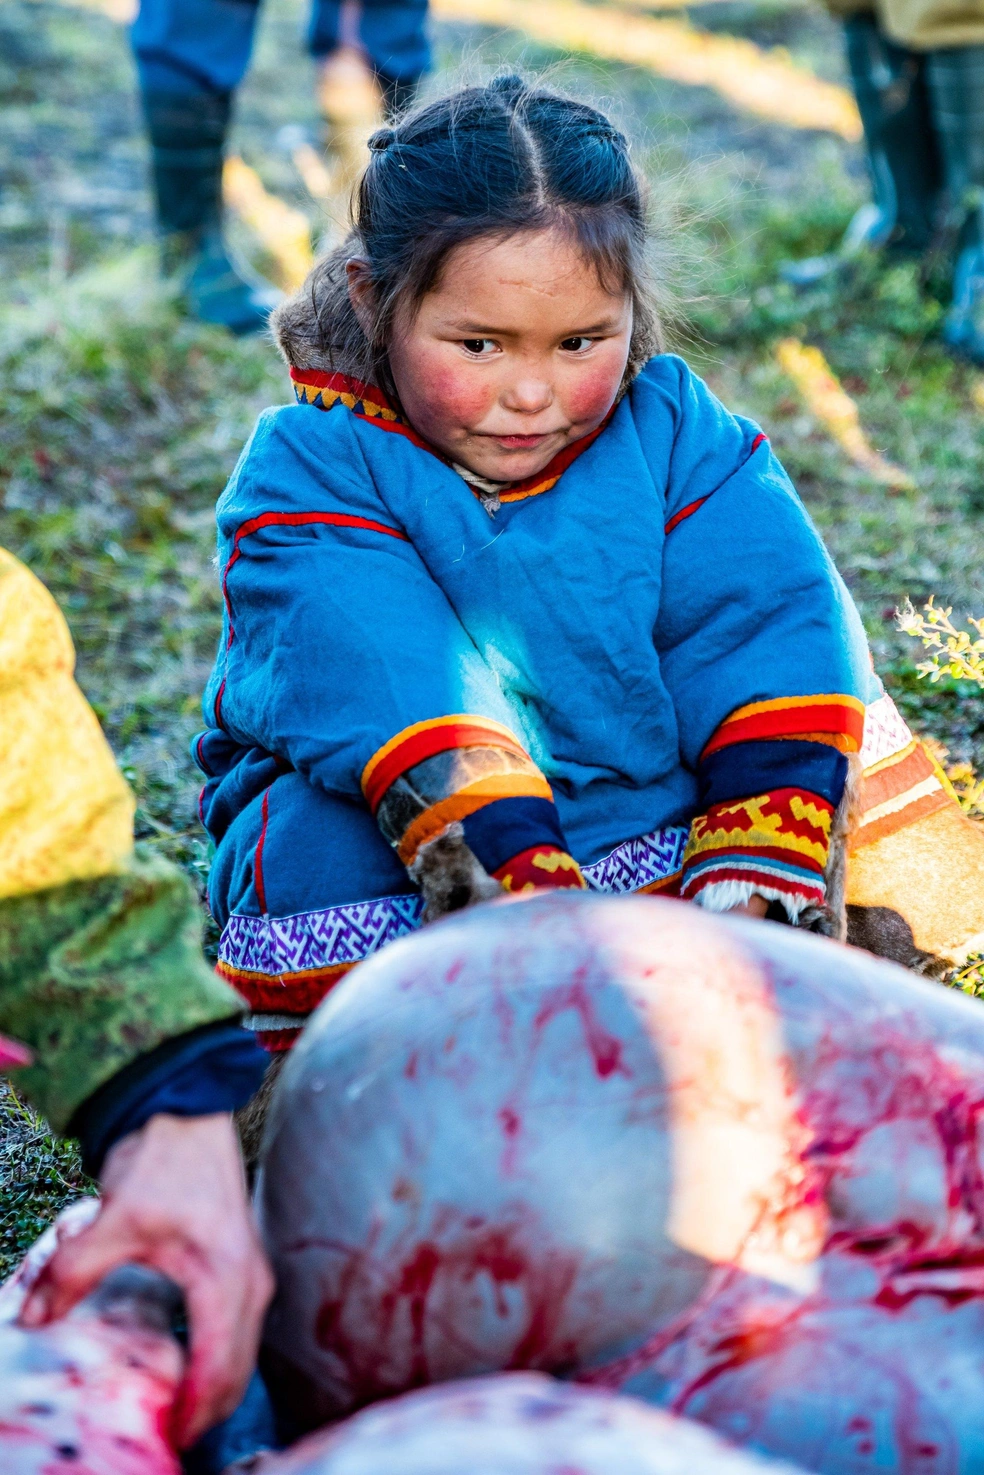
[433,0,862,136]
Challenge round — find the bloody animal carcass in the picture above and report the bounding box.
[258,892,984,1472]
[247,1371,808,1475]
[0,1202,183,1475]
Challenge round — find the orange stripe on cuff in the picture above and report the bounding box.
[701,694,865,759]
[397,773,554,866]
[362,715,531,813]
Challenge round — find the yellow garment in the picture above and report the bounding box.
[821,0,984,51]
[848,803,984,963]
[0,547,133,900]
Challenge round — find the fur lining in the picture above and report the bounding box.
[692,878,818,922]
[410,822,503,922]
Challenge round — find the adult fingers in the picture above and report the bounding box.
[169,1254,265,1447]
[19,1201,140,1327]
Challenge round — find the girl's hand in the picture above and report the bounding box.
[19,1112,274,1448]
[729,895,770,918]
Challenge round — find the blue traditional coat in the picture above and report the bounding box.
[195,354,877,1046]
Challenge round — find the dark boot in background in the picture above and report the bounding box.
[784,12,941,285]
[142,88,277,336]
[926,45,984,362]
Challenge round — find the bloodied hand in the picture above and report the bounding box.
[18,1112,274,1447]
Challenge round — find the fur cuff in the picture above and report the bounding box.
[409,822,503,923]
[691,878,820,923]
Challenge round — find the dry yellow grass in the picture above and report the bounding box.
[775,338,915,489]
[432,0,862,139]
[222,156,314,291]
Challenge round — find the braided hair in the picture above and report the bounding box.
[272,75,664,397]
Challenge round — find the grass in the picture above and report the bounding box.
[2,0,984,1270]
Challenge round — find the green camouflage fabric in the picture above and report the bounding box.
[0,849,245,1133]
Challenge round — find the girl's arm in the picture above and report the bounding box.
[655,373,871,932]
[210,434,585,915]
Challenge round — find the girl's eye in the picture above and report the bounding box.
[560,336,594,353]
[462,338,497,356]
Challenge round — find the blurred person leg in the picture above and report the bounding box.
[132,0,278,334]
[925,42,984,359]
[308,0,429,194]
[784,1,940,284]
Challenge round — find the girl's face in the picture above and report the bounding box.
[353,227,633,483]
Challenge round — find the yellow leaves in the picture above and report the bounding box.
[432,0,861,139]
[775,339,915,491]
[897,597,984,689]
[222,156,314,293]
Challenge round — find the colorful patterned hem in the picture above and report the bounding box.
[680,857,826,918]
[854,693,953,846]
[219,825,690,1045]
[218,894,425,1015]
[581,825,688,894]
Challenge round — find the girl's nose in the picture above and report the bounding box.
[502,376,554,414]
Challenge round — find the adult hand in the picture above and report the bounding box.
[19,1112,274,1448]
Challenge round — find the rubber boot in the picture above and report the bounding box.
[783,13,940,286]
[926,45,984,362]
[316,45,385,200]
[142,89,277,336]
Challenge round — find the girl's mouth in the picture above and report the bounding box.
[489,433,556,450]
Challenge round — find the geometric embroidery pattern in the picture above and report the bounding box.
[218,893,425,978]
[581,825,688,894]
[219,827,692,992]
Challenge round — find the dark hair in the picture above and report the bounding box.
[272,75,665,398]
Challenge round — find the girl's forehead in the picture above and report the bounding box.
[428,229,629,308]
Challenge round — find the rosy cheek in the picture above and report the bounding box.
[563,365,624,426]
[401,349,492,434]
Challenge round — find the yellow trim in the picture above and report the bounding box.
[721,693,866,724]
[361,713,526,795]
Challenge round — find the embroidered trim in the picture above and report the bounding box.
[493,845,586,892]
[218,825,690,1028]
[663,432,768,535]
[217,894,425,1014]
[362,715,530,813]
[290,368,399,421]
[858,691,913,768]
[680,787,833,915]
[690,873,823,919]
[581,825,688,894]
[701,695,866,759]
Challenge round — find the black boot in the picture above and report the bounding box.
[783,13,941,286]
[141,88,277,336]
[926,45,984,362]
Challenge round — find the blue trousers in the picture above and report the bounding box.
[133,0,429,96]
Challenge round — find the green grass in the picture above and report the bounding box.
[2,0,984,1266]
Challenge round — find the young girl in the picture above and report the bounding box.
[196,75,879,1051]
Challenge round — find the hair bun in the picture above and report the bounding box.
[368,127,395,152]
[488,74,526,105]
